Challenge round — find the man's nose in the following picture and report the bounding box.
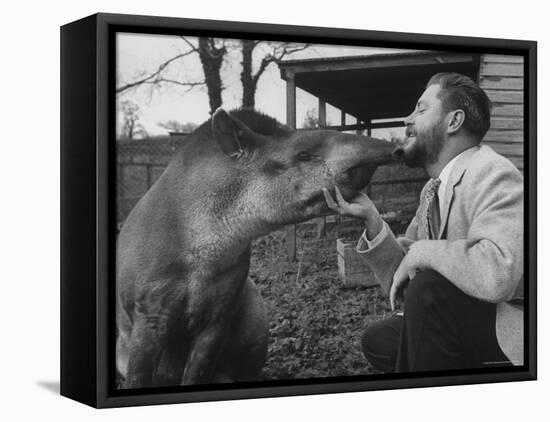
[403,111,414,126]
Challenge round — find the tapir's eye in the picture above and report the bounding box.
[297,151,314,162]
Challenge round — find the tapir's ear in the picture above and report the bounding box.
[212,108,258,159]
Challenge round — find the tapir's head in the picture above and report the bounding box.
[207,109,395,229]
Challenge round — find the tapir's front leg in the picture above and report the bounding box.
[181,322,228,384]
[180,275,243,385]
[124,301,171,388]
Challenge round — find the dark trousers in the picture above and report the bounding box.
[361,270,512,373]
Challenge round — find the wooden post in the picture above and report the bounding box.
[316,98,328,238]
[365,119,372,198]
[336,110,346,225]
[286,72,297,261]
[318,98,326,128]
[355,117,362,135]
[146,164,153,190]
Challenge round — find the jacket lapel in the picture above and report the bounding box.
[437,146,479,239]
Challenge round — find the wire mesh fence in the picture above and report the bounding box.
[116,135,187,225]
[116,135,427,236]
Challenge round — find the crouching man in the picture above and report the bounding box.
[323,72,524,372]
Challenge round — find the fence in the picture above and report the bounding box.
[116,135,187,224]
[116,136,427,230]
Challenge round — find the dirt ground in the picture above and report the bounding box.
[251,217,408,381]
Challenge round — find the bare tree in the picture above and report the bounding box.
[196,38,226,114]
[117,36,310,115]
[302,108,322,129]
[157,120,199,134]
[116,48,204,95]
[117,37,226,115]
[240,40,311,109]
[119,100,147,140]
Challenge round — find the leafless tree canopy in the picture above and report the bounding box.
[119,100,147,140]
[241,40,311,109]
[117,36,311,114]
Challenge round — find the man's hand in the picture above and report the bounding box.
[390,256,412,311]
[322,186,383,239]
[390,241,428,310]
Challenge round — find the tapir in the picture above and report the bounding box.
[116,108,395,388]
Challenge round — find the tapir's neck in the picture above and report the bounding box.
[213,199,277,252]
[183,192,278,270]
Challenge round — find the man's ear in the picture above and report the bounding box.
[211,108,258,159]
[446,109,466,135]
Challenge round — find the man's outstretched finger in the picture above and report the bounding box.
[389,282,397,311]
[334,186,347,207]
[322,188,338,210]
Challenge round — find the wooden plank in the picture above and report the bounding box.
[507,156,524,171]
[481,62,524,77]
[483,141,524,157]
[286,73,297,262]
[337,238,378,288]
[286,72,296,129]
[325,121,405,131]
[491,117,523,130]
[318,98,327,128]
[482,54,524,64]
[484,130,524,143]
[315,216,327,239]
[480,76,523,90]
[280,52,476,75]
[485,89,524,104]
[370,177,429,186]
[356,117,363,135]
[492,104,523,117]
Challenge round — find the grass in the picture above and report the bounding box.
[251,218,406,380]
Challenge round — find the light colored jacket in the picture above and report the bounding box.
[359,145,524,364]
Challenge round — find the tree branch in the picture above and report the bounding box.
[116,49,197,94]
[180,36,199,52]
[143,79,205,92]
[278,43,312,59]
[251,43,312,86]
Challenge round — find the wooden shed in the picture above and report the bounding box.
[278,51,525,260]
[479,54,524,172]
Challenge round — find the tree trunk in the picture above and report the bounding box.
[241,40,256,109]
[197,38,225,114]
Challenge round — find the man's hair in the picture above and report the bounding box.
[427,72,492,141]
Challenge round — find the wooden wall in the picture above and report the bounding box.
[479,54,524,172]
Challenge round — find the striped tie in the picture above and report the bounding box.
[423,177,441,239]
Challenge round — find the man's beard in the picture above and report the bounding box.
[400,119,446,168]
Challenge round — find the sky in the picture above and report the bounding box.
[116,33,415,137]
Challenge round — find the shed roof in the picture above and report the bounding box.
[279,51,480,122]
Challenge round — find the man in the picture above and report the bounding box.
[323,72,524,372]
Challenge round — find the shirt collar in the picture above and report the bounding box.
[437,146,476,184]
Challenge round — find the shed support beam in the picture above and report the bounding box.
[316,99,327,238]
[355,117,362,135]
[318,99,327,128]
[286,72,297,261]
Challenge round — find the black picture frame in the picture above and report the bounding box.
[60,12,537,408]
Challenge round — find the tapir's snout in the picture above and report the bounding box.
[361,136,399,165]
[327,134,396,192]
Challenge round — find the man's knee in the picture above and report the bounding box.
[360,317,401,372]
[405,270,457,311]
[361,321,386,358]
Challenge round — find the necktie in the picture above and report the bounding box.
[423,177,441,239]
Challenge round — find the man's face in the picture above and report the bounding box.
[398,83,448,168]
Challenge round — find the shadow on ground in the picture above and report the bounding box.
[36,381,59,395]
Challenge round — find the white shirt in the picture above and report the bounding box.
[357,147,475,253]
